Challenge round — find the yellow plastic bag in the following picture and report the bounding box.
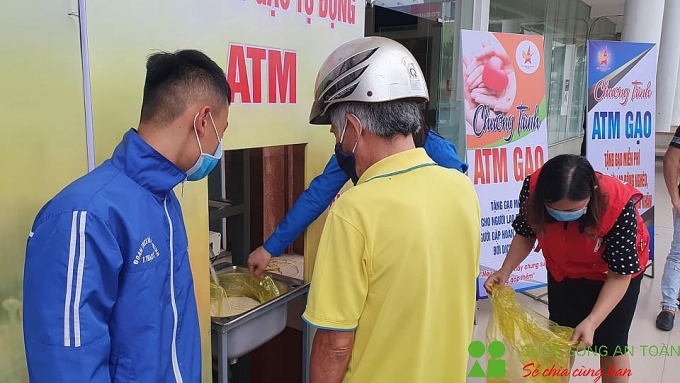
[209,267,282,317]
[210,281,229,316]
[484,285,575,383]
[218,269,281,303]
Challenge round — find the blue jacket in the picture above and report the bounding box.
[23,130,201,383]
[263,129,468,256]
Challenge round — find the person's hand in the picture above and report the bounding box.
[671,196,680,213]
[483,268,511,295]
[247,246,272,279]
[570,317,597,350]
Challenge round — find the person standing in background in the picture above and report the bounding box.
[656,127,680,331]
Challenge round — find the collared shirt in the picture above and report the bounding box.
[303,148,481,383]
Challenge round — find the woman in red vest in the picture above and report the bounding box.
[485,154,649,381]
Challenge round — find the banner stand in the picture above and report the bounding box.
[585,40,657,283]
[474,307,478,326]
[521,289,549,305]
[644,261,655,279]
[460,30,550,303]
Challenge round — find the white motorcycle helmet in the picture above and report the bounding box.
[309,36,430,125]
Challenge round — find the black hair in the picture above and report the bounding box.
[413,108,430,147]
[526,154,607,237]
[140,49,231,125]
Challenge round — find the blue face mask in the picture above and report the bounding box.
[546,206,587,222]
[186,112,223,182]
[334,118,361,185]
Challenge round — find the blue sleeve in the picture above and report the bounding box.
[263,155,349,256]
[423,130,469,174]
[23,210,122,383]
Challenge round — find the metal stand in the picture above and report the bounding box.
[216,331,230,383]
[213,284,310,383]
[521,289,549,305]
[474,304,478,326]
[644,260,655,279]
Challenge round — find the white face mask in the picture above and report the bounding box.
[185,112,223,181]
[546,206,587,222]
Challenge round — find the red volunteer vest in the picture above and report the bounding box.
[528,168,650,282]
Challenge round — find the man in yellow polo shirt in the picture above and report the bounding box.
[302,36,481,383]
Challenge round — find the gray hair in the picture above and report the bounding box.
[328,100,421,138]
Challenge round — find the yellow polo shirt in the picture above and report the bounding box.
[303,148,481,383]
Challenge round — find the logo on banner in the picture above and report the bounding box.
[516,40,540,74]
[597,46,611,72]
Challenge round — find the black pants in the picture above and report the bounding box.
[547,271,642,352]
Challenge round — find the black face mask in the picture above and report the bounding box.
[334,118,360,185]
[335,142,359,185]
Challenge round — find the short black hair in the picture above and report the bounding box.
[140,49,231,125]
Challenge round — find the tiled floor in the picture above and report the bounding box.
[468,160,678,382]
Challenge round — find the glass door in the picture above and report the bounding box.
[366,0,473,158]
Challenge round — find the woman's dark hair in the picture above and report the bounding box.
[413,109,430,147]
[525,154,607,237]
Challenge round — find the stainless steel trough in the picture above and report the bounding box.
[210,264,310,383]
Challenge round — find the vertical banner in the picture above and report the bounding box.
[460,30,548,299]
[586,40,657,266]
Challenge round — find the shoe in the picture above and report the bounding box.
[656,310,675,331]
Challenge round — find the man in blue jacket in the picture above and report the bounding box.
[247,118,468,278]
[23,50,231,383]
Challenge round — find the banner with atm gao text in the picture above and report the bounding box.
[586,40,657,266]
[460,30,548,300]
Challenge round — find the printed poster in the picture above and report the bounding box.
[460,30,548,300]
[586,40,657,265]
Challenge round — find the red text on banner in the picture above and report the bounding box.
[227,44,297,105]
[473,146,545,185]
